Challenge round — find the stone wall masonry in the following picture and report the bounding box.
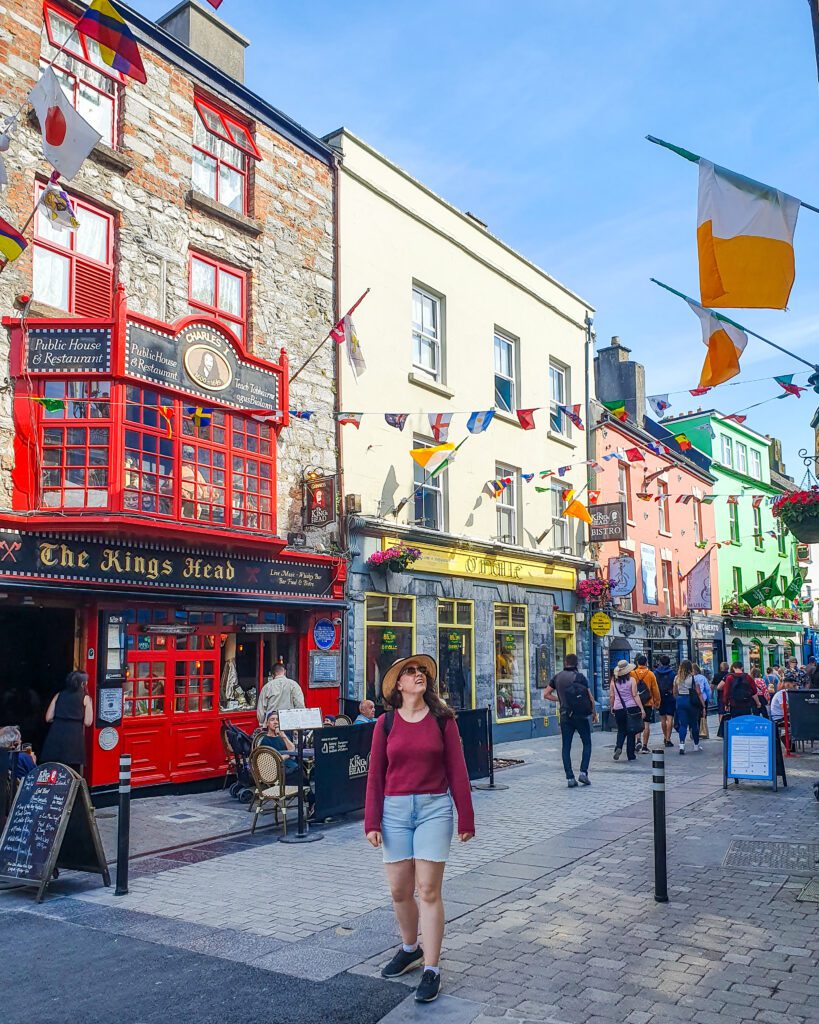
[0,0,338,541]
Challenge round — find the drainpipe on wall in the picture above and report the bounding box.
[584,311,602,706]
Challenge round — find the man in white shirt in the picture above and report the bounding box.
[256,663,306,725]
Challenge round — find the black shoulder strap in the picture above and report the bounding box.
[383,710,447,737]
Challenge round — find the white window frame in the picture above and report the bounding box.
[736,442,748,476]
[750,449,762,480]
[412,285,442,381]
[618,463,633,521]
[412,434,447,531]
[495,462,519,544]
[493,332,517,414]
[550,481,570,551]
[720,435,733,467]
[753,505,763,549]
[728,501,740,543]
[658,481,670,533]
[549,361,570,436]
[693,500,703,546]
[661,560,673,615]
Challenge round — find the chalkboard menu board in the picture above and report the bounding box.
[0,763,110,902]
[787,690,819,742]
[25,326,111,374]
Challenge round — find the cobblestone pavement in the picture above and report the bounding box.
[2,726,818,1023]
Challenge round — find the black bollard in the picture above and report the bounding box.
[652,747,668,903]
[115,753,131,896]
[279,729,322,844]
[473,703,509,791]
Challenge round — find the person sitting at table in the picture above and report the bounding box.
[322,715,337,727]
[259,711,299,779]
[354,700,377,724]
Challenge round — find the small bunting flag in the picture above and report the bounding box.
[561,488,575,501]
[564,499,592,525]
[647,394,671,416]
[539,470,554,478]
[624,448,644,463]
[689,386,712,396]
[31,395,65,412]
[674,434,693,452]
[0,215,27,263]
[692,423,716,438]
[636,492,653,502]
[751,495,763,509]
[428,412,452,443]
[557,465,571,477]
[700,495,718,504]
[645,442,664,456]
[158,404,174,439]
[338,412,363,427]
[675,494,694,504]
[516,408,537,430]
[522,473,535,483]
[602,399,628,422]
[724,414,747,424]
[384,413,409,431]
[774,374,806,398]
[588,490,601,505]
[467,410,494,434]
[558,404,585,430]
[289,410,314,420]
[535,486,550,493]
[726,495,739,505]
[185,406,212,433]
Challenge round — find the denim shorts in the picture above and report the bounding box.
[381,794,454,864]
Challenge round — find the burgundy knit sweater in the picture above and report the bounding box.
[364,711,475,835]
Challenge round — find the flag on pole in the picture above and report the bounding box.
[29,67,101,179]
[428,412,452,443]
[0,216,27,263]
[686,299,748,387]
[647,394,671,416]
[75,0,148,84]
[343,316,366,377]
[674,433,693,452]
[410,442,455,478]
[686,549,713,609]
[697,159,800,308]
[774,374,806,397]
[740,568,781,605]
[783,570,805,601]
[602,399,628,422]
[39,181,80,229]
[564,499,592,525]
[338,412,363,427]
[466,410,494,434]
[588,490,601,505]
[384,413,409,431]
[515,408,537,430]
[624,448,644,463]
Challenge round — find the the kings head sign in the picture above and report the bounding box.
[125,318,280,412]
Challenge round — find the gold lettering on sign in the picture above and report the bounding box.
[39,542,90,569]
[183,558,235,580]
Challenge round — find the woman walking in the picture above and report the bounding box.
[610,660,645,762]
[41,671,93,774]
[365,654,474,1004]
[674,660,705,754]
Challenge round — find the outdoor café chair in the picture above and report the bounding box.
[248,745,308,835]
[219,721,238,790]
[334,715,352,726]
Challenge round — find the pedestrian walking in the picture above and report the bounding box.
[41,671,93,774]
[633,655,659,755]
[692,663,711,740]
[610,660,645,762]
[364,654,474,1004]
[673,660,705,754]
[256,663,305,725]
[721,662,761,720]
[544,653,598,787]
[654,655,677,749]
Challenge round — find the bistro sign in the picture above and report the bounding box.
[589,502,626,543]
[125,320,280,412]
[0,532,335,599]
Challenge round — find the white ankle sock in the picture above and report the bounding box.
[424,965,440,975]
[402,942,418,953]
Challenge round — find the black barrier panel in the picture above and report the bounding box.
[787,689,819,741]
[457,708,491,782]
[312,724,374,821]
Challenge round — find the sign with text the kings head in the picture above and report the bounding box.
[589,502,626,542]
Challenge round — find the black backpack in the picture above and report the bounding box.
[636,678,651,706]
[564,678,592,719]
[657,669,675,698]
[731,675,754,706]
[383,710,447,739]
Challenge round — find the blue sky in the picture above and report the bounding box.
[136,0,819,479]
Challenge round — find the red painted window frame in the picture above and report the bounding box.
[41,0,123,148]
[192,95,259,215]
[33,184,115,318]
[188,251,247,341]
[35,381,277,536]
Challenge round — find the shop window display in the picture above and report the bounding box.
[437,600,473,709]
[494,604,529,720]
[365,594,414,702]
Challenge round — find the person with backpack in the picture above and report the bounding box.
[632,655,659,755]
[692,663,711,739]
[654,655,677,749]
[364,654,474,1004]
[544,653,598,787]
[722,662,761,719]
[673,660,705,754]
[610,660,646,762]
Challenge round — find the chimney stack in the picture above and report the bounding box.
[593,335,646,425]
[158,1,249,82]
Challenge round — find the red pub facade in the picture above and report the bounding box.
[0,1,345,789]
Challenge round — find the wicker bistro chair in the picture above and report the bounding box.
[220,720,237,790]
[248,745,309,835]
[334,715,352,726]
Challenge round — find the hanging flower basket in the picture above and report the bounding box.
[773,488,819,543]
[366,545,422,574]
[576,578,611,603]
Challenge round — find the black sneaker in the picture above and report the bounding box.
[415,969,441,1003]
[613,747,622,761]
[567,778,578,788]
[578,772,590,786]
[664,739,673,748]
[381,946,424,978]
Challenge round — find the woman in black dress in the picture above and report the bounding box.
[41,671,93,773]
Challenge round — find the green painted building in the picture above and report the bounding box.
[664,410,802,671]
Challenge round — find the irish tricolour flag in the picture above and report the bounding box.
[697,160,800,309]
[686,300,748,388]
[410,443,456,478]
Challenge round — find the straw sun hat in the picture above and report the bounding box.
[381,654,438,701]
[613,659,636,678]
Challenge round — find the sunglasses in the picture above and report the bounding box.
[400,664,428,677]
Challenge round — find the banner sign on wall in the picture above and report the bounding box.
[641,543,658,605]
[686,550,713,610]
[608,555,636,597]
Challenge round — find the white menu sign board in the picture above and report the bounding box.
[278,707,323,731]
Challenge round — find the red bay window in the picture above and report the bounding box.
[39,380,112,509]
[188,253,247,341]
[192,96,260,215]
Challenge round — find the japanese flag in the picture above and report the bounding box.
[29,67,101,180]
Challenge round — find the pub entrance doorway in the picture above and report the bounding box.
[0,606,76,756]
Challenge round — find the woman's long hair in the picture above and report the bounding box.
[65,671,88,694]
[386,672,456,719]
[675,659,694,684]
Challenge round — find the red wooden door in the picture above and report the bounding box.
[122,640,171,785]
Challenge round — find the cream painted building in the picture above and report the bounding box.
[325,129,596,740]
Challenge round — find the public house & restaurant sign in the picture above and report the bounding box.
[0,300,346,792]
